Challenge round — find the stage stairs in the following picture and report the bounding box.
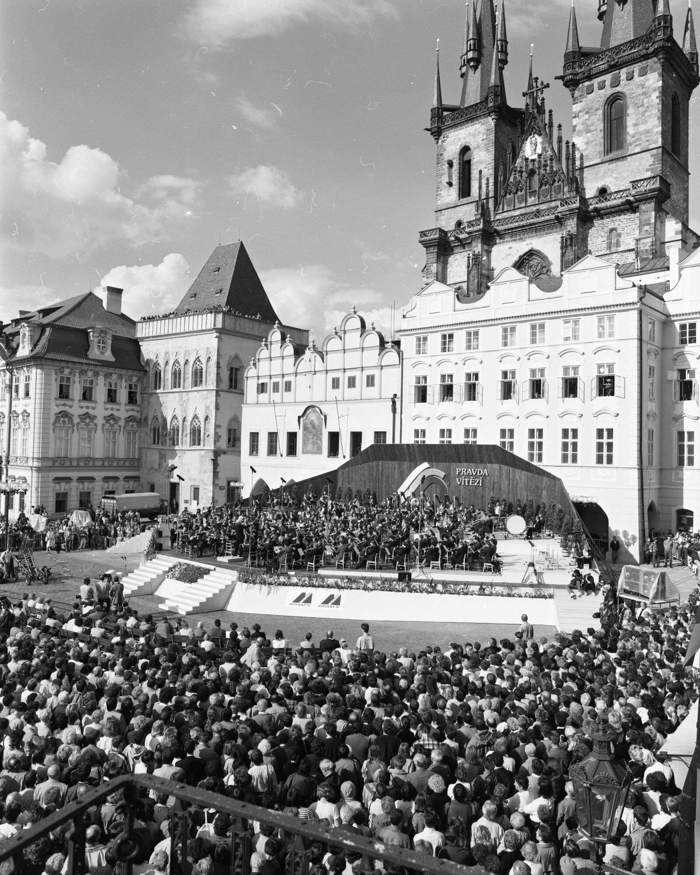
[157,567,237,616]
[122,557,178,597]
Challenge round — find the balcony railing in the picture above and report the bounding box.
[0,774,487,875]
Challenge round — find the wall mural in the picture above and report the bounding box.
[301,406,324,455]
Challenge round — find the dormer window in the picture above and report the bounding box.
[18,323,40,357]
[96,335,108,354]
[87,328,114,361]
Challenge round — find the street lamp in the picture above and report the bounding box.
[0,476,28,549]
[569,720,632,850]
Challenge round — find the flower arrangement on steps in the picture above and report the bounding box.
[166,562,209,584]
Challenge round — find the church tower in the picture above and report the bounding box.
[421,0,523,292]
[562,0,699,263]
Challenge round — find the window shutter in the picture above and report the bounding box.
[615,375,626,399]
[591,377,598,399]
[521,380,530,401]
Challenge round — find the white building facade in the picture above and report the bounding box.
[241,312,402,492]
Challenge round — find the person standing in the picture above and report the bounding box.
[609,535,620,564]
[356,623,374,651]
[519,614,534,640]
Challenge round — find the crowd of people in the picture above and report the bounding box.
[0,559,693,875]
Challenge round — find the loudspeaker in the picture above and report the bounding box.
[398,571,412,583]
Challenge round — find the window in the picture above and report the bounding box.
[152,365,162,391]
[648,365,656,401]
[648,319,656,343]
[54,416,72,457]
[328,431,340,457]
[228,366,240,390]
[596,363,616,397]
[127,382,138,405]
[595,427,614,465]
[125,427,138,458]
[192,359,204,387]
[561,428,579,464]
[190,417,202,446]
[500,369,516,401]
[58,375,71,400]
[464,428,478,445]
[347,375,357,389]
[680,322,697,345]
[249,432,259,456]
[104,427,118,459]
[527,428,544,463]
[529,322,545,346]
[677,431,695,467]
[78,427,94,457]
[190,486,200,505]
[501,325,516,347]
[350,432,362,457]
[464,372,480,402]
[151,418,161,445]
[286,432,298,456]
[440,332,454,353]
[373,431,387,445]
[365,373,376,388]
[227,426,239,449]
[267,432,278,456]
[12,378,18,400]
[562,319,580,342]
[19,416,29,457]
[256,381,268,395]
[671,92,681,157]
[438,428,452,445]
[597,315,615,339]
[608,228,621,251]
[284,379,292,393]
[647,428,654,466]
[562,365,581,399]
[465,329,479,351]
[331,376,340,391]
[22,372,30,399]
[676,368,696,401]
[413,429,426,444]
[169,417,180,446]
[416,335,428,355]
[446,159,454,187]
[271,381,280,394]
[605,94,626,154]
[528,368,545,400]
[171,362,182,389]
[55,492,68,514]
[80,378,94,402]
[414,375,428,404]
[439,373,454,402]
[78,490,92,509]
[499,428,515,453]
[106,380,118,404]
[459,146,472,199]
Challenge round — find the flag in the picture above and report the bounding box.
[250,466,257,474]
[684,604,700,665]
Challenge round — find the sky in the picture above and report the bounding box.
[1,0,698,340]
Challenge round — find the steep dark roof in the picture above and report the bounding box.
[4,292,135,338]
[40,326,143,371]
[174,242,279,322]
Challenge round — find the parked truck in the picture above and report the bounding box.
[99,492,164,519]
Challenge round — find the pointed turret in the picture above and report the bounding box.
[461,0,498,107]
[657,0,671,18]
[565,0,581,55]
[433,38,443,108]
[497,0,509,68]
[466,0,481,72]
[684,1,699,75]
[600,0,655,49]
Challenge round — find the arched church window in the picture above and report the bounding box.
[604,94,626,155]
[190,416,202,447]
[608,228,621,251]
[459,147,472,199]
[192,358,203,387]
[671,93,681,156]
[171,361,182,390]
[151,364,162,391]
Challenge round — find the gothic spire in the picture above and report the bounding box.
[565,0,581,54]
[466,0,481,72]
[497,0,509,68]
[433,38,443,108]
[600,0,655,49]
[684,1,699,74]
[657,0,671,18]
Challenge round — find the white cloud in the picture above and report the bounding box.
[0,111,199,259]
[0,283,58,323]
[229,165,302,209]
[184,0,397,45]
[233,95,280,131]
[260,263,394,341]
[100,253,191,318]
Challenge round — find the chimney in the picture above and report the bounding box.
[104,286,123,315]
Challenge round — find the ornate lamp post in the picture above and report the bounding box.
[0,476,28,549]
[569,720,632,864]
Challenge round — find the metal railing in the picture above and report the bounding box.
[0,773,486,875]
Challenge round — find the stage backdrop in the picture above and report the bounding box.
[284,444,575,513]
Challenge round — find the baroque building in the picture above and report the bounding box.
[137,242,307,512]
[0,289,144,515]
